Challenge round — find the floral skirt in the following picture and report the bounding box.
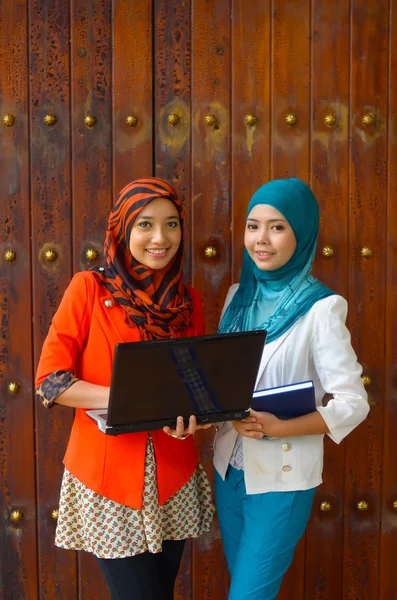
[55,438,214,558]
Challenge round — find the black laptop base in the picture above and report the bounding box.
[102,408,250,436]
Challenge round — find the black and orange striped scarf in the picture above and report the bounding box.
[91,178,193,340]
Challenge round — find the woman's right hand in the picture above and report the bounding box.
[163,415,212,439]
[232,415,265,439]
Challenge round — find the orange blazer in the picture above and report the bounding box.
[36,271,205,510]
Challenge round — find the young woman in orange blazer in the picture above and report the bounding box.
[36,178,213,600]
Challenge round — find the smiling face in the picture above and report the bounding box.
[129,197,182,270]
[244,204,297,271]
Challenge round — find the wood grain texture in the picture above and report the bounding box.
[70,1,113,597]
[0,1,38,598]
[155,0,193,285]
[191,0,231,597]
[112,0,153,194]
[273,2,311,598]
[29,1,77,598]
[271,0,310,181]
[344,1,389,599]
[154,2,194,596]
[306,0,350,597]
[379,1,397,596]
[231,0,271,282]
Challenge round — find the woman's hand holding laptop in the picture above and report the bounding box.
[163,415,212,439]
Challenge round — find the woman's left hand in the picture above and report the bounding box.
[163,415,212,439]
[248,409,281,437]
[232,409,281,438]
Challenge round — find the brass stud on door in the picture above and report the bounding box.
[245,114,258,127]
[43,114,57,127]
[51,509,59,521]
[205,114,218,128]
[3,114,15,127]
[361,247,374,258]
[324,114,337,128]
[361,375,371,387]
[357,500,369,511]
[44,248,58,262]
[204,246,218,259]
[8,382,20,394]
[320,501,332,512]
[393,500,397,510]
[167,113,180,126]
[85,248,99,262]
[11,509,24,523]
[4,250,16,262]
[362,113,375,127]
[84,115,97,129]
[322,246,334,258]
[285,113,297,126]
[126,115,139,127]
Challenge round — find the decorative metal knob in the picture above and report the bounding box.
[8,382,20,394]
[393,500,397,510]
[205,114,218,128]
[85,248,99,262]
[320,501,332,512]
[362,113,375,127]
[361,375,371,387]
[361,246,374,258]
[167,113,180,126]
[43,114,57,127]
[322,246,334,258]
[324,114,337,128]
[285,113,297,126]
[44,249,57,262]
[204,246,218,259]
[126,115,138,127]
[4,250,16,262]
[357,500,369,511]
[211,504,216,513]
[84,115,97,129]
[245,114,258,127]
[51,509,59,521]
[3,114,15,127]
[11,510,24,523]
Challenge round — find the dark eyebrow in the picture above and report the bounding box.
[137,215,179,220]
[246,217,287,223]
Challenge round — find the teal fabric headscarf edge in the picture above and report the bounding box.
[218,178,335,342]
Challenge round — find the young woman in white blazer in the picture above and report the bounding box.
[214,178,369,600]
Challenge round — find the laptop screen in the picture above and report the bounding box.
[107,330,267,426]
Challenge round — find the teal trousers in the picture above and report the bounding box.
[215,466,315,600]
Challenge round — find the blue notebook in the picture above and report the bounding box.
[251,380,316,419]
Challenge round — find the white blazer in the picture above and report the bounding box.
[213,286,369,494]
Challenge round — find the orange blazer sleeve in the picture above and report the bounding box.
[35,272,94,388]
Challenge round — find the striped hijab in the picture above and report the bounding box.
[91,178,193,340]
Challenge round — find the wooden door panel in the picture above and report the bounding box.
[345,1,389,599]
[306,0,350,597]
[154,2,194,597]
[0,2,38,598]
[191,0,232,597]
[272,2,311,599]
[271,0,310,182]
[379,2,397,597]
[155,0,193,286]
[112,0,153,194]
[29,1,77,598]
[70,1,113,598]
[231,0,271,282]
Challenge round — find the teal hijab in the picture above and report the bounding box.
[218,178,335,342]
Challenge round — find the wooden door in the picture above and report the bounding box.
[1,1,396,598]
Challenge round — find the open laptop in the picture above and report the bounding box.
[86,330,267,435]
